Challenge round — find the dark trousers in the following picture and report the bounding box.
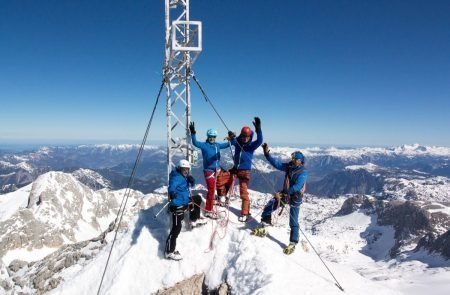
[165,195,202,254]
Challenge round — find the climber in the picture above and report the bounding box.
[189,122,230,218]
[252,143,308,255]
[165,159,205,260]
[216,117,263,222]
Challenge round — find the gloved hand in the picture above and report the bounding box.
[253,117,261,132]
[187,175,195,186]
[227,130,236,140]
[189,122,196,135]
[262,142,270,156]
[275,192,281,200]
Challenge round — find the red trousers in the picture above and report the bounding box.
[204,170,218,212]
[217,169,251,215]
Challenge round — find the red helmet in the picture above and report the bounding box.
[240,126,252,136]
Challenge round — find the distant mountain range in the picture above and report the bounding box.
[1,144,449,199]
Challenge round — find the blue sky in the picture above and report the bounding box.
[1,0,449,147]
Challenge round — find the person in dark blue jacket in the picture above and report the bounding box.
[189,122,229,217]
[165,159,205,260]
[217,117,263,222]
[252,143,308,255]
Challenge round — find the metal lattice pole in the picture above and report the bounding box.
[164,0,202,181]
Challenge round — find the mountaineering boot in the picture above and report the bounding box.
[283,242,297,255]
[190,217,208,228]
[251,225,268,237]
[165,250,182,260]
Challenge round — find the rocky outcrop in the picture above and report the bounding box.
[335,195,377,216]
[336,197,450,259]
[415,230,450,259]
[377,201,433,257]
[155,273,230,295]
[3,232,108,294]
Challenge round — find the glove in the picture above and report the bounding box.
[253,117,261,132]
[262,142,270,156]
[275,192,288,204]
[169,191,177,200]
[187,175,195,186]
[189,122,196,135]
[227,130,236,140]
[275,192,281,200]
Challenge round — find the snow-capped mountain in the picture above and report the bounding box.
[0,171,146,266]
[2,144,450,195]
[0,145,166,194]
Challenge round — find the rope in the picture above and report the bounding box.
[205,176,235,252]
[276,199,344,292]
[97,79,165,295]
[192,75,230,131]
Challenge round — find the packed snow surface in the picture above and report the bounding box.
[45,191,449,295]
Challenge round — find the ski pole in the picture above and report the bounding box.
[154,201,170,219]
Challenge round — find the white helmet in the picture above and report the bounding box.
[178,159,191,169]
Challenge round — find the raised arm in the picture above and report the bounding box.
[191,133,204,149]
[265,152,289,172]
[217,141,230,149]
[189,122,205,149]
[249,117,263,150]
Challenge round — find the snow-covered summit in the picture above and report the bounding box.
[0,171,145,266]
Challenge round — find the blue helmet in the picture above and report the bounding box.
[291,151,305,164]
[206,129,218,137]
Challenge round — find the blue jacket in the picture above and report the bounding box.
[231,130,263,170]
[191,134,229,171]
[168,168,195,207]
[266,153,308,203]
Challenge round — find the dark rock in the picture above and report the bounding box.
[335,195,376,216]
[377,201,433,257]
[416,230,450,259]
[8,260,28,272]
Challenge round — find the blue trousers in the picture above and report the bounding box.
[261,197,301,243]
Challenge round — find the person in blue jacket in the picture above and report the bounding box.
[165,159,205,260]
[189,122,229,217]
[252,143,308,255]
[217,117,263,222]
